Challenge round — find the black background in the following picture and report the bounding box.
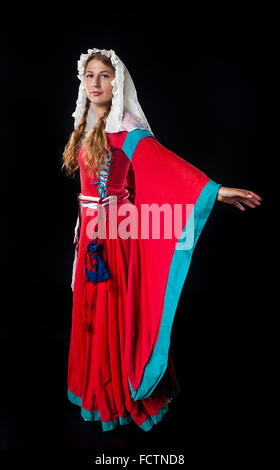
[0,5,269,465]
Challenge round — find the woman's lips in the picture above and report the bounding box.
[92,91,102,96]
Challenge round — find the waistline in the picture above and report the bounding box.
[77,189,130,210]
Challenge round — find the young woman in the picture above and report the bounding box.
[62,48,262,432]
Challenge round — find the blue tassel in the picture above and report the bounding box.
[85,239,110,283]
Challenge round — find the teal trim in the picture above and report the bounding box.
[122,129,154,161]
[91,152,112,198]
[129,180,221,401]
[67,382,179,432]
[81,407,101,421]
[67,389,82,407]
[139,403,168,431]
[138,381,180,431]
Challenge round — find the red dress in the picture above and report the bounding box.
[67,129,220,432]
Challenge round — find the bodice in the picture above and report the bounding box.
[78,140,132,199]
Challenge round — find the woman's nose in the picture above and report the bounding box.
[92,77,101,88]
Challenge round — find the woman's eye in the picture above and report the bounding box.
[85,73,109,79]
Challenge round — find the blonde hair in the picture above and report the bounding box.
[61,52,115,178]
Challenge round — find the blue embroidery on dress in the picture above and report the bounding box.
[90,152,113,197]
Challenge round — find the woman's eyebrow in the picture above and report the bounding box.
[85,69,112,74]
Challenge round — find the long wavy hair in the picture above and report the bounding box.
[61,52,115,178]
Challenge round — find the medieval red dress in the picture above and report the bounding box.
[67,128,221,432]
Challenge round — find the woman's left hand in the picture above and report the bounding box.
[217,186,262,211]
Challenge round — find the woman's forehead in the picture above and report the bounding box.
[85,58,114,72]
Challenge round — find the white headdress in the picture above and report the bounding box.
[72,48,153,134]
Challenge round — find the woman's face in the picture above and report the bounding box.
[84,58,115,109]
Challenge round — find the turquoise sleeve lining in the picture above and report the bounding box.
[122,129,154,161]
[129,179,221,400]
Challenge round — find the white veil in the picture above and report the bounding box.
[72,48,153,134]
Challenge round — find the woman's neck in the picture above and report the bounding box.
[94,105,108,121]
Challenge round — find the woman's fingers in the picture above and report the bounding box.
[246,191,262,201]
[241,199,257,208]
[234,201,246,211]
[219,187,263,210]
[235,196,261,210]
[235,190,263,211]
[250,198,261,206]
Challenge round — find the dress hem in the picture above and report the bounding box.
[67,382,180,432]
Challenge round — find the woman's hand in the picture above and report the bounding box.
[217,186,262,211]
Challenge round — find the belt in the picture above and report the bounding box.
[78,190,130,210]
